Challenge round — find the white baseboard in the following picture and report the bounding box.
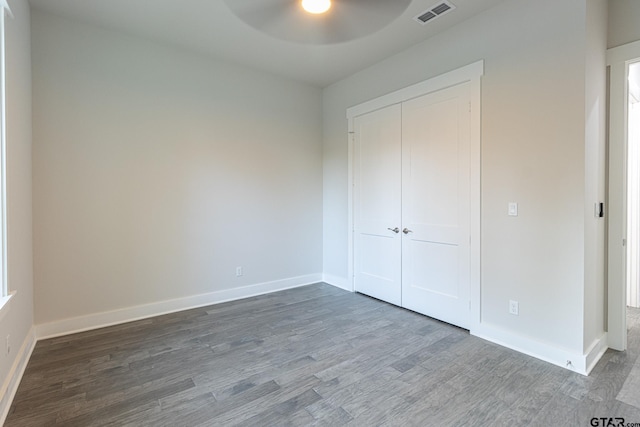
[0,327,36,425]
[322,274,352,292]
[585,332,608,375]
[472,323,607,376]
[36,274,322,340]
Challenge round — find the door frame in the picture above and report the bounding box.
[346,60,483,330]
[607,40,640,351]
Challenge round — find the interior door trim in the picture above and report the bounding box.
[346,60,483,331]
[606,39,640,351]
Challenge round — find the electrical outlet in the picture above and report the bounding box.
[509,300,519,316]
[236,267,243,277]
[5,335,10,356]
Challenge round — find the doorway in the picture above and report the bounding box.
[351,82,472,329]
[346,61,483,331]
[628,61,640,310]
[607,40,640,351]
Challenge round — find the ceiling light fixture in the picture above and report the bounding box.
[224,0,411,44]
[301,0,331,14]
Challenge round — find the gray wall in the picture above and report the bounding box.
[583,0,607,353]
[31,11,324,326]
[608,0,640,48]
[0,0,33,414]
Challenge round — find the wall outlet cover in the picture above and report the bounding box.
[509,300,519,315]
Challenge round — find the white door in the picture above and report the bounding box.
[401,83,471,329]
[353,104,402,305]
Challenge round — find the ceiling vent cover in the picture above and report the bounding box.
[414,1,456,25]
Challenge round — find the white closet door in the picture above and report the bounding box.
[353,104,402,306]
[401,82,471,328]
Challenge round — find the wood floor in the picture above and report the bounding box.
[6,283,640,426]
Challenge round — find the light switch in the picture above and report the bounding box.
[595,202,604,218]
[508,202,518,217]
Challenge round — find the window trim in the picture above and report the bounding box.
[0,1,12,314]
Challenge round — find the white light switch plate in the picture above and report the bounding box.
[508,202,518,217]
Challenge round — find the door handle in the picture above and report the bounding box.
[387,227,400,234]
[403,228,413,234]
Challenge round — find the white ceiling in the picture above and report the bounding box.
[27,0,506,87]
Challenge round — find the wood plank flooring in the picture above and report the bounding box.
[6,283,640,426]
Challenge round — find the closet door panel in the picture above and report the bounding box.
[401,83,471,328]
[353,104,402,306]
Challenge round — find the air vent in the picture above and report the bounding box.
[414,1,456,25]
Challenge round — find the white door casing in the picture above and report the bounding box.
[607,41,640,351]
